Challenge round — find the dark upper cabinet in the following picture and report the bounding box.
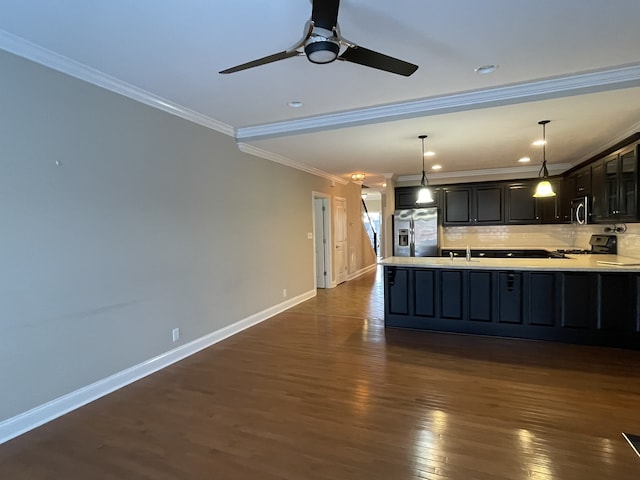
[537,177,565,224]
[561,175,577,222]
[395,187,419,210]
[395,136,640,226]
[505,182,539,224]
[443,184,503,226]
[394,186,440,209]
[443,187,471,224]
[576,167,592,195]
[505,179,565,224]
[592,143,639,222]
[563,167,590,222]
[591,160,606,222]
[475,186,503,223]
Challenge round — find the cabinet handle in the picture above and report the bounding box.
[507,273,515,292]
[387,268,397,286]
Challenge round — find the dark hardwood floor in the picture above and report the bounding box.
[1,267,640,479]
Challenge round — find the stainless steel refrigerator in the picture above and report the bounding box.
[393,207,439,257]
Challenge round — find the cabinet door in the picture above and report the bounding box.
[474,186,503,224]
[618,146,638,219]
[561,175,577,222]
[498,272,522,324]
[604,155,619,217]
[561,273,597,329]
[538,178,563,224]
[599,274,635,332]
[385,267,409,315]
[527,272,556,326]
[468,271,492,322]
[591,160,606,222]
[440,270,465,319]
[395,187,419,210]
[395,186,441,209]
[443,188,472,225]
[506,182,538,224]
[576,167,592,195]
[414,269,436,318]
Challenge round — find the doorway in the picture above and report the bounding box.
[313,193,331,288]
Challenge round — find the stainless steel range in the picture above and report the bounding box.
[556,234,617,255]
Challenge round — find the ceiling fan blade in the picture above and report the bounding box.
[338,45,418,77]
[219,50,302,74]
[312,0,340,29]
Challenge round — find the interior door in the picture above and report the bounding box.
[313,196,330,288]
[334,197,348,285]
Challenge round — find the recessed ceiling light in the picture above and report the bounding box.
[432,164,442,170]
[519,157,531,163]
[424,151,436,157]
[382,183,387,188]
[288,101,303,108]
[532,139,546,146]
[474,64,498,74]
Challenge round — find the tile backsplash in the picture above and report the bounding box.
[442,223,640,258]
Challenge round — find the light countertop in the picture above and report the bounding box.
[379,255,640,272]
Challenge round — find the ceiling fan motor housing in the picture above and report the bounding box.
[304,27,340,64]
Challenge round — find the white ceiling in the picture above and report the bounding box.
[2,0,640,191]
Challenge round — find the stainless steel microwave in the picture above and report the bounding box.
[570,196,590,224]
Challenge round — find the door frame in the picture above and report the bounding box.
[312,192,332,289]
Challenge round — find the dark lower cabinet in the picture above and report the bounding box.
[414,269,436,317]
[599,273,635,332]
[498,272,522,324]
[386,267,409,315]
[469,271,492,322]
[441,270,464,319]
[384,265,640,349]
[527,272,557,326]
[561,273,597,329]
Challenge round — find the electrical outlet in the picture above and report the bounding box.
[172,328,180,342]
[307,232,313,239]
[282,289,287,298]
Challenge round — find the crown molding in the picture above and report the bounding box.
[573,122,640,165]
[237,63,640,141]
[396,163,573,183]
[237,143,348,185]
[0,29,235,137]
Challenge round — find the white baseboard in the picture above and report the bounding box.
[0,289,316,445]
[346,263,378,281]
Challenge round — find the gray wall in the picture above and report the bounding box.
[0,50,372,421]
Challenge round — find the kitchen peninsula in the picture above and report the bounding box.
[380,254,640,350]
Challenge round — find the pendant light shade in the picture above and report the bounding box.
[416,135,434,204]
[533,120,556,198]
[533,180,555,197]
[416,186,434,203]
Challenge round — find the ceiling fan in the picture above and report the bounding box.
[219,0,418,76]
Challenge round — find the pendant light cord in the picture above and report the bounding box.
[538,120,550,178]
[419,134,429,187]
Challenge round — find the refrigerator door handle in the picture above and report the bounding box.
[409,219,415,257]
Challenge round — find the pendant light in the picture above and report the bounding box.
[533,120,556,198]
[416,135,434,204]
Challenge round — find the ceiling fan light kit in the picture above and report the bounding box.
[304,27,340,64]
[219,0,418,76]
[533,119,556,198]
